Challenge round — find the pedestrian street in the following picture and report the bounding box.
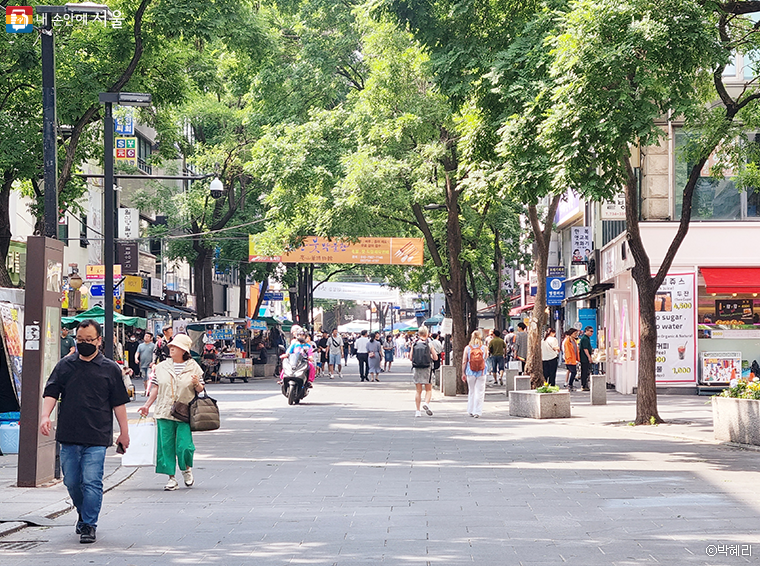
[2,358,760,566]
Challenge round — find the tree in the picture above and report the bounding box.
[490,4,568,387]
[541,0,760,422]
[0,0,266,289]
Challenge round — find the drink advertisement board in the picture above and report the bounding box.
[654,272,696,384]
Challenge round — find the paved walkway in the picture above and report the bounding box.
[1,358,759,565]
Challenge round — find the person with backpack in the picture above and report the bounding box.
[462,330,488,418]
[408,326,438,417]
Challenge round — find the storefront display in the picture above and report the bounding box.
[701,352,742,383]
[697,269,760,385]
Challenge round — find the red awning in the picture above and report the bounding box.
[701,267,760,294]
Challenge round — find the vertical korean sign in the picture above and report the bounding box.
[654,272,696,384]
[571,227,592,264]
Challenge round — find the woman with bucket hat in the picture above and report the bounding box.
[138,333,205,490]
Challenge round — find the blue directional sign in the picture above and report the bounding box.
[546,276,566,306]
[89,284,104,297]
[263,292,284,301]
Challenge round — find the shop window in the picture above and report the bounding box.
[697,284,760,383]
[58,222,69,245]
[137,136,152,174]
[674,131,755,220]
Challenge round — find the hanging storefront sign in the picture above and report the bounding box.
[571,227,592,264]
[546,275,565,306]
[571,279,590,297]
[654,273,696,384]
[115,136,137,167]
[86,264,121,280]
[117,241,139,274]
[600,193,626,220]
[118,208,140,239]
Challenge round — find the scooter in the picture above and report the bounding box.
[281,350,310,405]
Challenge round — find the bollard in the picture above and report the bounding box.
[504,369,519,392]
[514,376,531,391]
[590,374,607,405]
[441,366,457,396]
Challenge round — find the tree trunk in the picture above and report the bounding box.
[494,229,503,332]
[527,247,548,388]
[238,266,248,319]
[525,197,561,388]
[622,149,707,424]
[0,172,15,287]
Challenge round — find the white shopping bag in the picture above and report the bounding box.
[121,417,157,467]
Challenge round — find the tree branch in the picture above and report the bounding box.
[312,266,353,292]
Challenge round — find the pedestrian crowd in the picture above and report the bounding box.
[44,317,596,545]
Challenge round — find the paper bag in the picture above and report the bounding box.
[121,418,156,467]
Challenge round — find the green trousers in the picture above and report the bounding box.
[156,418,195,476]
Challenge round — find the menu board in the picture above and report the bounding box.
[654,273,696,383]
[701,352,742,383]
[715,299,753,325]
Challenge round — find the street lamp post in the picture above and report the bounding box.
[17,2,114,489]
[98,92,151,359]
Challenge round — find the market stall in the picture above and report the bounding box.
[187,317,249,383]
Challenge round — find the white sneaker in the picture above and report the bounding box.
[415,410,422,417]
[329,374,334,379]
[164,477,179,491]
[181,468,194,487]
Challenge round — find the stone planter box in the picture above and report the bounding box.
[509,390,571,419]
[712,396,760,445]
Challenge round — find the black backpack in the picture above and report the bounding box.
[412,339,431,368]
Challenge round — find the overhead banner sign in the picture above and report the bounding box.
[249,236,424,266]
[654,272,696,384]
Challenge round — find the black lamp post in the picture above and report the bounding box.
[36,3,112,238]
[99,92,152,359]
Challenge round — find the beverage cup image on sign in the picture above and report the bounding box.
[654,292,672,312]
[677,344,686,360]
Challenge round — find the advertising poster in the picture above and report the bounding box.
[701,352,742,383]
[654,273,696,383]
[0,303,24,407]
[571,227,592,264]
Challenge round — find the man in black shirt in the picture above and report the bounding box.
[40,319,130,544]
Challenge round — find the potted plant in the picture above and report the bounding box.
[712,378,760,445]
[509,382,571,419]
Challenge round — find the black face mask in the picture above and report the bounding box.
[77,342,98,357]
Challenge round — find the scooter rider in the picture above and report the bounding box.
[281,326,316,386]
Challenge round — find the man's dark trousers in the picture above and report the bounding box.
[357,353,369,381]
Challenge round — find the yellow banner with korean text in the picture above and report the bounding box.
[249,236,424,266]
